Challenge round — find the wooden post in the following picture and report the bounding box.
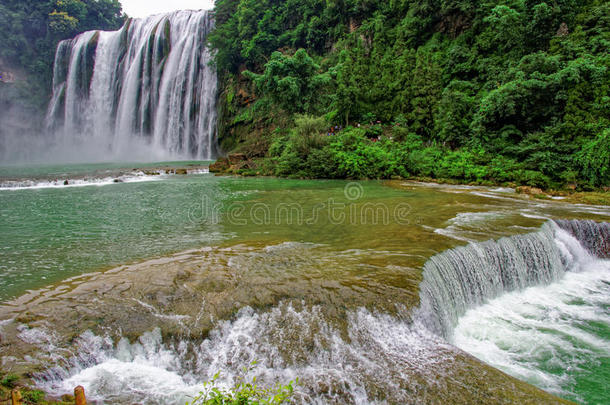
[11,389,22,405]
[74,386,87,405]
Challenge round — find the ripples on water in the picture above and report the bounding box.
[0,167,609,403]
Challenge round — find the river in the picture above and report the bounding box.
[0,162,608,404]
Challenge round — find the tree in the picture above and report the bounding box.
[577,128,610,187]
[0,0,124,106]
[435,80,476,148]
[245,49,331,114]
[335,52,359,125]
[205,0,610,187]
[409,46,443,138]
[48,10,78,37]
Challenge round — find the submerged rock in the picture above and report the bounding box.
[516,186,544,195]
[0,242,573,404]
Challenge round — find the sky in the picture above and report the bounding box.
[120,0,215,18]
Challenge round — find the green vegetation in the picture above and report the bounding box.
[1,373,19,388]
[0,373,72,404]
[210,0,610,190]
[23,389,47,403]
[188,367,296,405]
[550,190,610,205]
[0,0,124,108]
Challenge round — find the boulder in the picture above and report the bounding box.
[516,186,543,195]
[209,157,230,173]
[228,153,247,165]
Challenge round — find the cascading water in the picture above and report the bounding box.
[554,219,610,258]
[417,219,609,404]
[416,220,608,338]
[46,10,218,161]
[5,220,608,403]
[33,305,459,405]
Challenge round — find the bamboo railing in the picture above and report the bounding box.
[6,385,86,405]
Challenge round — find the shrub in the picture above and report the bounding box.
[290,114,329,158]
[305,148,339,178]
[328,129,403,179]
[577,129,610,187]
[188,366,297,405]
[275,144,303,177]
[1,374,19,388]
[391,126,411,142]
[23,389,45,402]
[407,147,443,177]
[520,170,552,189]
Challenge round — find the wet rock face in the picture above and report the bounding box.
[0,244,419,374]
[209,157,229,173]
[516,186,544,195]
[0,242,573,404]
[209,154,253,174]
[228,153,247,165]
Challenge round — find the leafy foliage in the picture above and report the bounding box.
[188,364,296,405]
[212,0,610,189]
[244,50,331,113]
[0,0,124,106]
[0,373,19,388]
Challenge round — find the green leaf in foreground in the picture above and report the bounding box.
[187,364,297,405]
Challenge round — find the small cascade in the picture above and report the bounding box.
[555,219,610,258]
[46,10,218,161]
[8,219,608,403]
[31,304,460,405]
[417,220,608,338]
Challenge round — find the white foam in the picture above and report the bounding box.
[489,187,515,193]
[61,359,202,404]
[187,168,210,175]
[36,305,457,404]
[471,191,520,201]
[433,211,508,242]
[520,212,551,220]
[44,329,203,404]
[452,258,610,399]
[18,325,58,346]
[0,172,164,191]
[133,299,191,326]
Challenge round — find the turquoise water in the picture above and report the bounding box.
[451,242,610,405]
[0,169,223,300]
[0,163,609,404]
[0,161,212,179]
[1,163,445,301]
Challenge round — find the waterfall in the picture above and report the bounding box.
[46,10,218,161]
[554,219,610,259]
[10,219,609,403]
[417,220,609,338]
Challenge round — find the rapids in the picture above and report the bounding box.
[0,174,607,404]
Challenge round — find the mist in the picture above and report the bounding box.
[1,10,218,167]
